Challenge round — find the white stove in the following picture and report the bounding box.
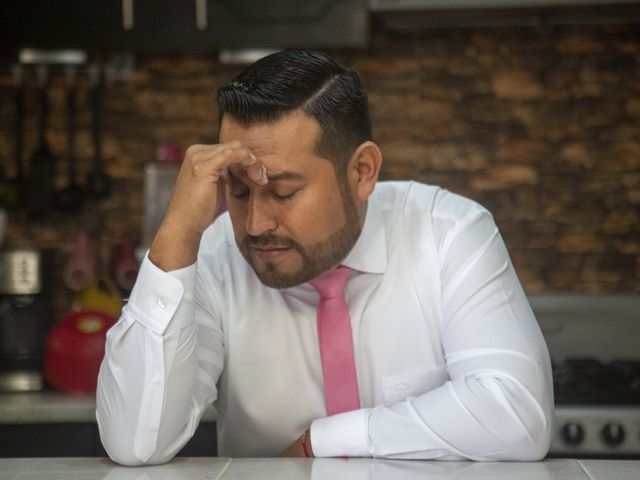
[530,294,640,459]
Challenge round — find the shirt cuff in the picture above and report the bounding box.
[126,251,197,336]
[310,409,371,457]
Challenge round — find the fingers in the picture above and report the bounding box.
[239,153,268,185]
[185,142,267,185]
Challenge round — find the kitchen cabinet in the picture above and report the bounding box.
[5,1,115,50]
[0,422,217,457]
[0,392,217,457]
[1,0,368,52]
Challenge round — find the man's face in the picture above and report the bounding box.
[220,111,363,289]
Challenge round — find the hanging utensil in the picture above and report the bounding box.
[86,65,111,200]
[0,67,19,210]
[62,230,98,292]
[11,64,25,206]
[54,65,85,212]
[25,66,56,220]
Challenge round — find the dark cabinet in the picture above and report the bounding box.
[1,0,368,52]
[5,1,118,50]
[0,421,217,457]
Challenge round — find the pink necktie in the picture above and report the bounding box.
[310,266,360,416]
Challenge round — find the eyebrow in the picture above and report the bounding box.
[266,171,305,182]
[227,169,305,185]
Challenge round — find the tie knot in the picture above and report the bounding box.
[309,265,351,300]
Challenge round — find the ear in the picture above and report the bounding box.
[347,141,382,202]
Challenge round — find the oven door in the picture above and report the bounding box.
[530,294,640,459]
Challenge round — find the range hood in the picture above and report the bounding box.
[370,0,640,28]
[371,0,640,10]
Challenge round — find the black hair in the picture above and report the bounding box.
[217,50,372,175]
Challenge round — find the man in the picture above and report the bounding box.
[97,50,553,465]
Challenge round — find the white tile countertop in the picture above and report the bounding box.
[0,458,638,480]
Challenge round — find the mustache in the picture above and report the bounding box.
[244,234,297,249]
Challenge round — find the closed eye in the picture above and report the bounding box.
[230,188,249,199]
[273,190,298,202]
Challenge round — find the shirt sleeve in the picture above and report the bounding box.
[310,210,554,461]
[96,252,224,466]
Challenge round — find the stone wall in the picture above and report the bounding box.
[0,21,638,318]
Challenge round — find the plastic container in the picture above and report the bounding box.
[141,143,181,249]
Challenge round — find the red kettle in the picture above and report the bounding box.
[44,310,115,395]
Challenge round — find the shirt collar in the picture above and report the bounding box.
[341,195,387,274]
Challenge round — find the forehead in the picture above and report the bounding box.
[219,111,325,171]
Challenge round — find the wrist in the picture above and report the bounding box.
[149,221,203,271]
[301,429,313,458]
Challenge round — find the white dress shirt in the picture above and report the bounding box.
[96,181,554,465]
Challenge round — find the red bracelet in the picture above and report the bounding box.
[301,430,311,458]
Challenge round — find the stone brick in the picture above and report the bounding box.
[602,210,640,235]
[380,141,429,168]
[557,32,605,54]
[621,173,640,188]
[557,233,607,254]
[492,70,544,100]
[626,98,640,117]
[421,77,491,100]
[470,165,539,191]
[497,139,550,164]
[368,92,422,122]
[547,254,584,289]
[560,143,592,169]
[420,99,455,126]
[462,96,515,123]
[423,143,489,172]
[355,57,421,90]
[597,141,640,172]
[581,254,627,284]
[512,104,571,141]
[571,82,602,98]
[628,189,640,204]
[616,241,640,255]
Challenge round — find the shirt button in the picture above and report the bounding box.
[396,383,408,391]
[184,292,192,302]
[151,374,161,385]
[156,298,166,309]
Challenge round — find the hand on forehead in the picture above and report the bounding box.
[223,145,267,186]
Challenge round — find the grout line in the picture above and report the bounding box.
[576,459,596,480]
[213,458,232,480]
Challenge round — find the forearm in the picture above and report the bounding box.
[96,317,199,465]
[149,221,203,272]
[96,256,212,465]
[310,358,552,460]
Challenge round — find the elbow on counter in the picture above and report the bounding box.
[95,394,178,467]
[97,416,177,467]
[479,376,554,462]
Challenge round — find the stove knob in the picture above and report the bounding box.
[601,423,625,447]
[561,422,584,446]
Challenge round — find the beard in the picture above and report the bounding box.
[237,185,362,289]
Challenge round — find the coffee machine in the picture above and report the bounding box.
[0,247,52,392]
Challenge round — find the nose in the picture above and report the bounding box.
[246,195,277,237]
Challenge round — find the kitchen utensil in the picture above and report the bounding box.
[86,65,111,200]
[110,234,139,293]
[73,275,123,319]
[25,66,56,219]
[54,66,84,212]
[44,309,115,395]
[62,230,97,291]
[10,64,25,206]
